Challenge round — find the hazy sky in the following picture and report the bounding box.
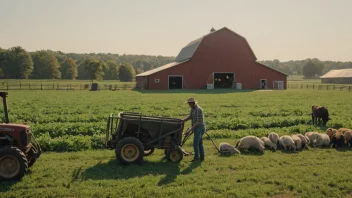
[0,0,351,61]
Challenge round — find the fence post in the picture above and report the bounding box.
[349,86,351,91]
[313,85,315,90]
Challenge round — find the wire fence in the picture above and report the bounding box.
[288,84,351,91]
[0,82,137,91]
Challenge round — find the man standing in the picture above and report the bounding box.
[182,97,206,162]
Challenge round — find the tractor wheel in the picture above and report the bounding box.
[0,146,28,181]
[115,137,144,165]
[167,148,183,162]
[144,148,155,156]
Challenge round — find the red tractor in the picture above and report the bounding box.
[0,91,42,181]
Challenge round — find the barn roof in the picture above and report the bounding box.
[174,27,257,62]
[320,69,352,78]
[255,62,289,76]
[174,38,203,62]
[136,59,190,77]
[136,27,259,77]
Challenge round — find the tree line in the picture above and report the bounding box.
[0,46,174,81]
[1,46,351,80]
[258,59,352,78]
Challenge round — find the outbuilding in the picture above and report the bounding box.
[136,27,288,90]
[320,69,352,84]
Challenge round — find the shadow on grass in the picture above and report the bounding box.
[0,170,33,193]
[134,89,256,95]
[0,181,19,193]
[81,157,201,186]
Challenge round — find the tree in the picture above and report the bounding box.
[82,59,104,80]
[103,60,119,80]
[31,50,61,79]
[119,62,135,82]
[302,59,324,78]
[60,58,78,79]
[0,46,33,79]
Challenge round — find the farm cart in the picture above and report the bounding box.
[105,112,186,164]
[0,92,42,181]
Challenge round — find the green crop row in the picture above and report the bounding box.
[2,89,351,152]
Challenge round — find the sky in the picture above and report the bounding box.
[0,0,351,61]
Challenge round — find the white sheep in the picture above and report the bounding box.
[292,135,302,151]
[219,142,241,155]
[235,136,265,153]
[305,135,310,145]
[315,133,330,148]
[256,137,265,148]
[294,134,309,149]
[268,132,279,146]
[261,137,277,150]
[279,135,296,151]
[305,132,319,146]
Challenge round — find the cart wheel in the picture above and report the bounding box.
[144,148,155,156]
[115,137,144,165]
[167,149,183,162]
[164,149,171,156]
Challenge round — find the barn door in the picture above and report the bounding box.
[260,79,267,89]
[278,81,283,90]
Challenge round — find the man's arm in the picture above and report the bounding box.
[182,115,191,122]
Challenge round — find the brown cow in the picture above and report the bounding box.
[311,105,330,126]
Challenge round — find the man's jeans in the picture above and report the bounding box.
[193,126,205,159]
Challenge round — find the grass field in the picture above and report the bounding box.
[0,88,352,197]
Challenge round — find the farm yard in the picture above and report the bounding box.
[0,87,352,198]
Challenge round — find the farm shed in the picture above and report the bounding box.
[320,69,352,84]
[136,27,288,90]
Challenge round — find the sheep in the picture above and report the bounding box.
[261,137,277,151]
[279,135,296,151]
[338,128,352,134]
[305,132,319,146]
[291,135,302,151]
[331,132,345,149]
[235,136,265,153]
[325,128,337,142]
[305,135,310,145]
[294,134,309,149]
[256,137,265,148]
[343,131,352,148]
[315,134,330,148]
[219,142,241,155]
[268,132,280,147]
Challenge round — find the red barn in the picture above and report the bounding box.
[136,27,287,90]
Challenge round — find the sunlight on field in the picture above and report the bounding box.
[0,88,352,197]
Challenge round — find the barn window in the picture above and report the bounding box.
[155,79,160,83]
